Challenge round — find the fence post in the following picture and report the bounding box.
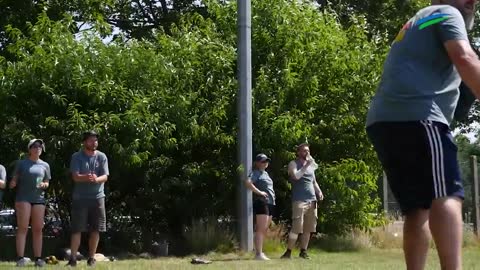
[470,155,479,237]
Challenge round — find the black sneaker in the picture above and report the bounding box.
[299,250,310,259]
[280,249,291,259]
[66,259,77,267]
[87,258,96,267]
[34,258,46,267]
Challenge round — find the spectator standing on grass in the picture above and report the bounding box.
[281,143,324,260]
[244,153,276,261]
[67,131,109,267]
[10,139,51,267]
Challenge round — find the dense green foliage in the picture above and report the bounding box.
[0,0,435,253]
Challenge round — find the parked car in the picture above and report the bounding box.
[0,205,64,238]
[0,209,16,235]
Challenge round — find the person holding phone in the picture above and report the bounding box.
[67,131,109,267]
[281,143,323,260]
[244,153,275,261]
[10,139,51,267]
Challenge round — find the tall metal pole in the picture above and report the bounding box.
[383,171,388,214]
[237,0,253,251]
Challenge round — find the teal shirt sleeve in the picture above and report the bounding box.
[249,171,258,183]
[435,6,469,42]
[13,160,22,178]
[100,154,109,176]
[70,153,80,174]
[43,163,51,181]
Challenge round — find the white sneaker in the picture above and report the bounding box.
[255,253,271,261]
[16,257,29,267]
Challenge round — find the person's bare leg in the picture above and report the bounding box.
[286,233,298,250]
[254,215,269,255]
[403,208,431,270]
[429,197,462,270]
[70,233,82,260]
[30,204,46,258]
[299,233,311,250]
[15,202,31,258]
[88,231,100,258]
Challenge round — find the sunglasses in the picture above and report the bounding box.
[31,144,43,149]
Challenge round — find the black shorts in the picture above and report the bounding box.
[15,201,46,206]
[253,200,275,216]
[71,198,106,233]
[367,121,464,215]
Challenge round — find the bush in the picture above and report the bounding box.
[262,221,288,254]
[183,217,237,255]
[312,231,372,252]
[317,159,384,235]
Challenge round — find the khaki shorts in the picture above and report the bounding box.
[291,201,317,234]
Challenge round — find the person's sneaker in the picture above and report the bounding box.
[66,259,77,267]
[280,249,291,259]
[34,258,46,267]
[299,250,311,259]
[16,257,29,267]
[255,253,271,261]
[87,257,96,267]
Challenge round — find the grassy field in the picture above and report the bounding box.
[0,248,478,270]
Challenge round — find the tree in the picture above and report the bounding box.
[315,0,431,41]
[1,0,386,251]
[0,0,206,59]
[455,135,480,222]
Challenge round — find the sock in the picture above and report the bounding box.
[35,257,42,261]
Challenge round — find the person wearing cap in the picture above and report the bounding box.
[9,139,51,267]
[244,153,275,261]
[281,143,323,260]
[366,0,477,269]
[67,131,109,267]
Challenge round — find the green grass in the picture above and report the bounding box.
[0,248,479,269]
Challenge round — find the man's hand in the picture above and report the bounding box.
[9,179,17,189]
[316,191,324,201]
[259,191,269,199]
[88,174,98,183]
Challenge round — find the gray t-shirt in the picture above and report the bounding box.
[14,159,51,203]
[290,160,317,202]
[0,165,6,202]
[249,169,275,205]
[70,150,109,200]
[366,5,469,127]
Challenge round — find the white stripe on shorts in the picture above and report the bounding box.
[420,121,446,198]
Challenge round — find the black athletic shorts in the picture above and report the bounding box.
[253,200,275,216]
[367,120,464,215]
